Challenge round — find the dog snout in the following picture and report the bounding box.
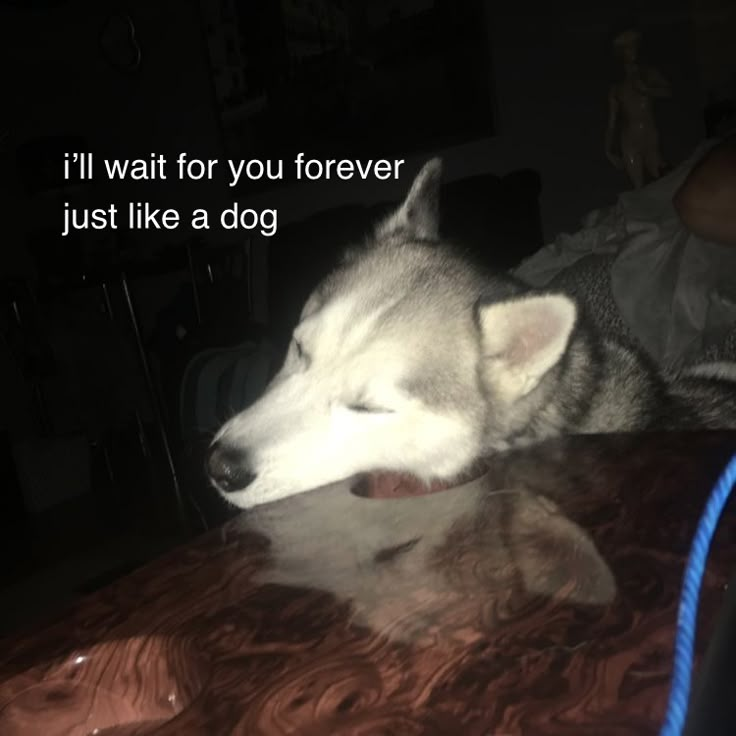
[206,441,257,493]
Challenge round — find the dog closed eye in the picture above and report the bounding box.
[346,403,394,414]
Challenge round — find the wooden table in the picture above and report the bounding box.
[2,432,736,735]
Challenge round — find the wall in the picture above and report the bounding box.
[690,0,736,96]
[1,1,707,287]
[231,0,705,246]
[0,0,225,279]
[488,1,705,238]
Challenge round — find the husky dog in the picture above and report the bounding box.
[207,159,736,509]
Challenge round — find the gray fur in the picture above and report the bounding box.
[209,159,736,508]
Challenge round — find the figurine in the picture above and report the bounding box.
[605,29,671,189]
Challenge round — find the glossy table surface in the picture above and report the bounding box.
[2,432,736,735]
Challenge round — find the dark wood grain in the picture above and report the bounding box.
[1,432,735,735]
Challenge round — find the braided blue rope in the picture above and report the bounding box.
[660,451,736,736]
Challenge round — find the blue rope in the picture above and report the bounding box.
[660,451,736,736]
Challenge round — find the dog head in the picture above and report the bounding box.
[208,159,579,508]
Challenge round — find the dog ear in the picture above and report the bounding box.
[375,158,442,241]
[476,293,577,402]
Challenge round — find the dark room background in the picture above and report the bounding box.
[1,0,735,630]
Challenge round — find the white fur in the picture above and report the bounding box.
[213,292,580,508]
[684,361,736,382]
[212,160,734,509]
[211,164,584,509]
[214,313,482,508]
[477,294,577,402]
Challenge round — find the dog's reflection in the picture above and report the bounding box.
[237,474,616,643]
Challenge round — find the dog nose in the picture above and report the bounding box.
[206,441,256,493]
